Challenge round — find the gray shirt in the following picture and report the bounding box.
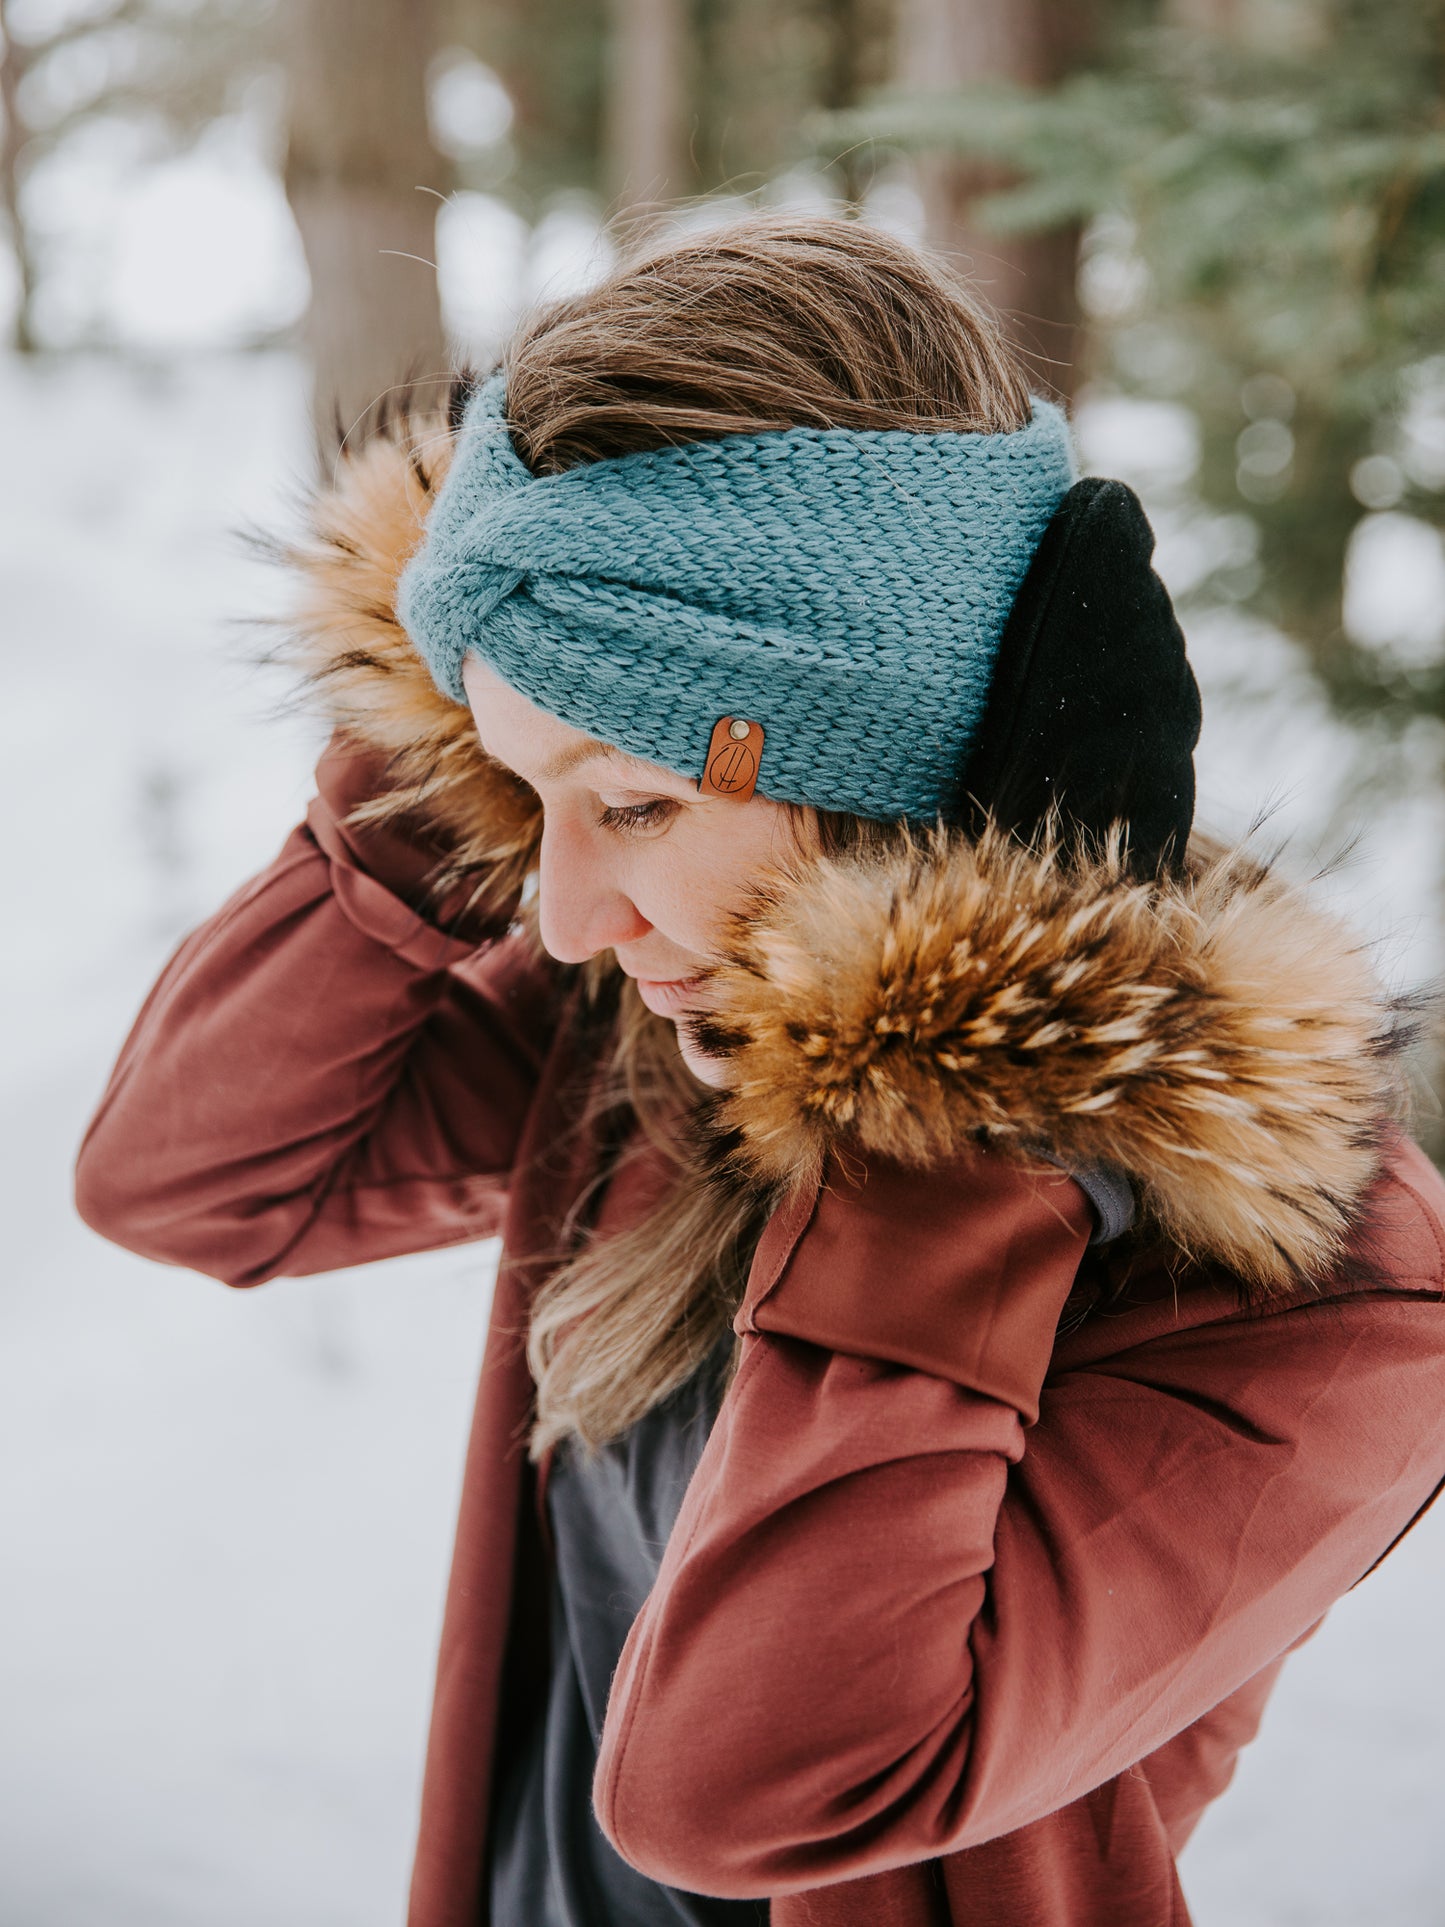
[488,1332,770,1926]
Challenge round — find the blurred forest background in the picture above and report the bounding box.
[6,0,1445,1098]
[5,0,1445,991]
[3,3,1445,1924]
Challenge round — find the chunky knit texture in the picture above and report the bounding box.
[397,370,1077,821]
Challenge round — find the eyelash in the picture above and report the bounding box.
[595,799,678,836]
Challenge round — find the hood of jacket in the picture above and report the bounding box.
[270,397,1426,1298]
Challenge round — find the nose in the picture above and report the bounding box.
[536,815,651,965]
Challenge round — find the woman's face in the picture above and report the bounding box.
[462,656,816,1088]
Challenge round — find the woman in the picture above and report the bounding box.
[74,214,1445,1927]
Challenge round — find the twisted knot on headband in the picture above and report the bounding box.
[397,369,1077,821]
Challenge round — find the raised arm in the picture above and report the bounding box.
[593,1138,1445,1899]
[73,731,562,1287]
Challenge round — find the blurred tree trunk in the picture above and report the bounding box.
[0,1,37,353]
[283,0,451,462]
[601,0,689,236]
[817,0,883,207]
[1164,0,1240,27]
[893,0,1099,401]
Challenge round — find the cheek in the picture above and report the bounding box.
[657,809,795,946]
[634,852,725,954]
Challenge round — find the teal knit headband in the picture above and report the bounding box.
[397,369,1077,822]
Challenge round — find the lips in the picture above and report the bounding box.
[634,974,705,1017]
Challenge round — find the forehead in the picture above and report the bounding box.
[460,654,689,787]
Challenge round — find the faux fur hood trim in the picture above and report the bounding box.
[270,399,546,945]
[269,399,1425,1296]
[685,819,1418,1292]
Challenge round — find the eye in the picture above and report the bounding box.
[595,798,678,836]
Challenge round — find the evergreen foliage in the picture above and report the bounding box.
[815,1,1445,771]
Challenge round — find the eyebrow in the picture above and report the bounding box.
[490,735,689,790]
[537,737,630,782]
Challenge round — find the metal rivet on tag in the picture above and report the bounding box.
[700,717,765,801]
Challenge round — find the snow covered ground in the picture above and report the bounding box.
[3,347,1444,1926]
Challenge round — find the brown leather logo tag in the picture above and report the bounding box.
[700,717,765,800]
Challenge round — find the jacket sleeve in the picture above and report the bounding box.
[73,732,558,1287]
[593,1142,1445,1900]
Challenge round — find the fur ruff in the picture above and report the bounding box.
[270,391,545,946]
[267,398,1426,1296]
[684,820,1418,1292]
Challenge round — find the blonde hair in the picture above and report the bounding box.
[498,210,1034,1460]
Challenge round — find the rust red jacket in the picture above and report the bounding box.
[73,427,1445,1927]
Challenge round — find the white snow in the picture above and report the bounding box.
[2,341,1443,1925]
[1,347,502,1925]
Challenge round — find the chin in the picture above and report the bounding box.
[675,1023,732,1091]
